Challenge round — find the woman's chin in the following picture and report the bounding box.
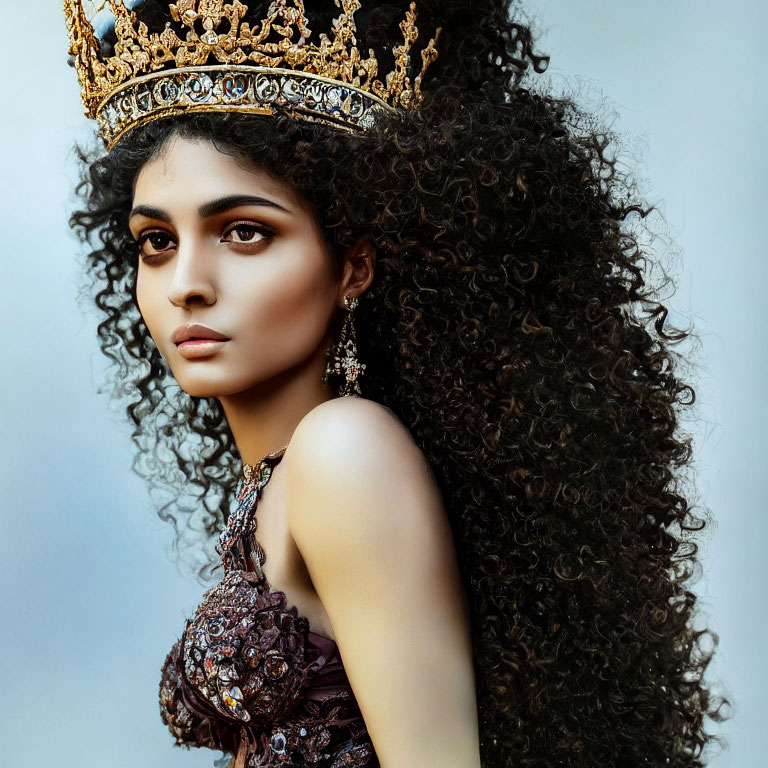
[173,376,239,400]
[174,373,272,400]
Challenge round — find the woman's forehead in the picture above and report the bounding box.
[133,134,303,213]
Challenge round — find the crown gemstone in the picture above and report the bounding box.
[103,103,118,126]
[346,91,364,118]
[118,92,135,119]
[303,81,324,106]
[282,78,302,103]
[254,75,279,103]
[222,74,248,102]
[325,86,343,111]
[136,88,153,114]
[185,73,214,103]
[201,29,219,46]
[154,78,180,106]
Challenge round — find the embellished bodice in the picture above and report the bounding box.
[158,448,377,767]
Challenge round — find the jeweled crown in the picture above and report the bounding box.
[64,0,441,149]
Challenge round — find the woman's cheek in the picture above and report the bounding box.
[135,277,156,337]
[247,285,330,365]
[136,271,173,360]
[254,260,335,349]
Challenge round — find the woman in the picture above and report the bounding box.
[67,0,724,765]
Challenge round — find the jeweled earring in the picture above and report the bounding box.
[323,296,366,396]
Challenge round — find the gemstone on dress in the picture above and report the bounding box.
[254,74,279,103]
[279,634,297,653]
[243,644,261,668]
[299,727,308,737]
[222,685,245,716]
[217,666,235,683]
[207,617,225,638]
[154,78,180,105]
[204,656,217,676]
[263,654,289,681]
[222,73,248,102]
[185,73,214,103]
[270,731,287,754]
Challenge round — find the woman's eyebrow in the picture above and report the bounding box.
[129,195,291,223]
[130,204,171,222]
[197,194,291,217]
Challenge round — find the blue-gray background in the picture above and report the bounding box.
[1,1,764,766]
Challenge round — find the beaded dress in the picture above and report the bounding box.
[158,447,378,767]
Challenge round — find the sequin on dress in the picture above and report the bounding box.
[158,447,378,767]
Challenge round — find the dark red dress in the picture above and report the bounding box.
[158,448,378,767]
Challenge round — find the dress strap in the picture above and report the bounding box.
[241,445,287,483]
[217,445,287,571]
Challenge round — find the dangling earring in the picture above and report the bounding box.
[323,295,366,397]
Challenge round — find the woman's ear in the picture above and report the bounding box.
[337,237,376,304]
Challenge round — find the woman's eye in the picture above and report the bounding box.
[137,231,176,257]
[222,223,275,245]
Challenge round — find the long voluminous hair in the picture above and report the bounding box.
[70,0,726,764]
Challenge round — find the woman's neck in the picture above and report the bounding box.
[218,345,336,466]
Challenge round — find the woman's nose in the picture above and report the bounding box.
[167,242,217,307]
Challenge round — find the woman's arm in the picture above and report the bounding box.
[285,397,481,768]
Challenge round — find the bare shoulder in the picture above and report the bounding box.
[284,395,444,538]
[284,400,478,767]
[287,395,430,481]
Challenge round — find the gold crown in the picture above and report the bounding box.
[65,0,441,149]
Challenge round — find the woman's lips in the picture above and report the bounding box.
[176,339,228,359]
[172,323,230,344]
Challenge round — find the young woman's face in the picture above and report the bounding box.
[130,135,340,399]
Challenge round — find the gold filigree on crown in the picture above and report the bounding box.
[64,0,442,149]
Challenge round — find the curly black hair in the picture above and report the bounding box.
[70,0,727,765]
